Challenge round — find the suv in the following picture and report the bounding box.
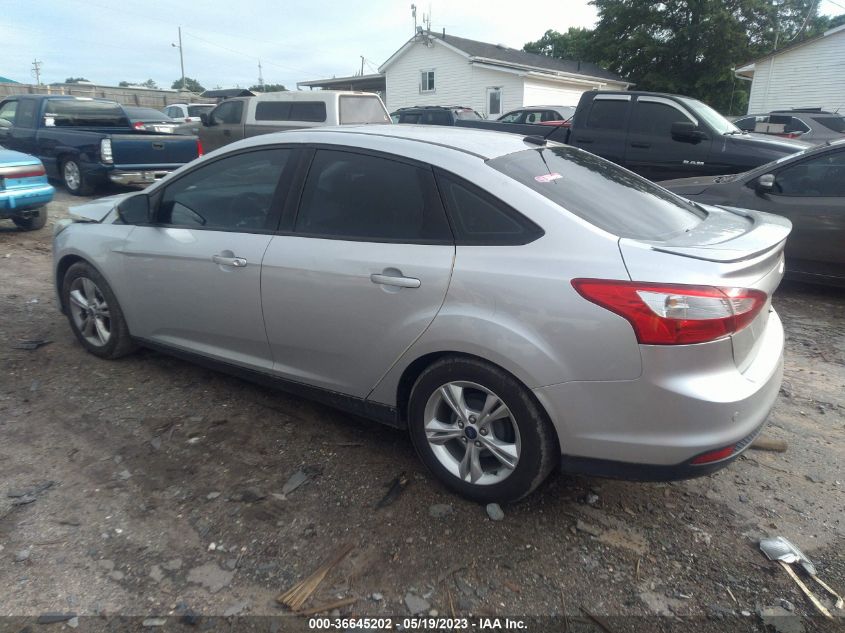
[391,105,483,125]
[733,109,845,144]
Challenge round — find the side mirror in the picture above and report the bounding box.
[117,193,151,225]
[755,173,775,194]
[671,121,707,143]
[0,118,11,128]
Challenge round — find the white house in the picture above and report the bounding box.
[379,30,630,117]
[735,24,845,113]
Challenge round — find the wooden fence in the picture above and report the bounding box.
[0,82,214,107]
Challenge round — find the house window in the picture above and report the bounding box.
[420,70,435,93]
[487,87,502,117]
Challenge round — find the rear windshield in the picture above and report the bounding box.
[814,116,845,133]
[488,146,706,240]
[124,107,172,120]
[339,96,390,124]
[44,99,128,127]
[187,104,214,117]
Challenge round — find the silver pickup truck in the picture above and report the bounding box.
[198,91,390,152]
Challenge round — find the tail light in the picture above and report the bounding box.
[0,164,46,179]
[571,279,767,345]
[133,121,145,130]
[196,138,203,157]
[100,138,113,164]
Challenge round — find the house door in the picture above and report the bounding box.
[486,87,502,119]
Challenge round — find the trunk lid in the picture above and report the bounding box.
[619,204,790,371]
[109,133,199,166]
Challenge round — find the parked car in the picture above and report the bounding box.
[457,90,810,180]
[391,105,483,125]
[198,91,390,152]
[497,105,575,126]
[660,140,845,285]
[123,106,178,134]
[0,148,54,230]
[733,109,845,144]
[163,103,215,123]
[0,96,201,195]
[53,126,788,502]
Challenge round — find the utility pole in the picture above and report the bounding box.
[31,59,43,85]
[360,56,365,76]
[258,60,264,91]
[172,27,185,91]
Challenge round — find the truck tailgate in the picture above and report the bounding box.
[109,134,198,167]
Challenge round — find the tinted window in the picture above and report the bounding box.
[733,116,758,131]
[15,100,37,127]
[254,101,327,122]
[775,150,845,197]
[255,101,292,121]
[631,101,691,136]
[437,173,543,245]
[488,146,705,240]
[784,117,810,134]
[45,99,128,127]
[421,111,451,125]
[124,107,172,121]
[211,100,243,125]
[0,101,18,125]
[814,116,845,133]
[187,105,213,117]
[586,100,628,130]
[398,112,421,124]
[159,149,291,231]
[295,150,451,242]
[499,111,523,123]
[339,96,389,124]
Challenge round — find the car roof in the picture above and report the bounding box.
[234,124,539,160]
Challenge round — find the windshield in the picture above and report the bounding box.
[488,146,705,241]
[679,97,741,135]
[187,105,214,117]
[339,96,390,124]
[455,109,482,120]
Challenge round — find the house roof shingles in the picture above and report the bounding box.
[428,32,627,84]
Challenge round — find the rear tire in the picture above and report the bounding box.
[62,158,95,196]
[12,207,47,231]
[408,356,557,503]
[62,262,136,359]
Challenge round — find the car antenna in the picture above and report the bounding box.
[523,135,547,146]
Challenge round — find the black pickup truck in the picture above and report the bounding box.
[0,96,200,195]
[456,90,810,180]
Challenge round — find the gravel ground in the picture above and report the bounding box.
[1,189,843,632]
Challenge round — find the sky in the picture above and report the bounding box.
[4,0,843,91]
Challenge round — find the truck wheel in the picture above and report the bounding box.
[12,207,47,231]
[62,158,95,196]
[62,262,137,359]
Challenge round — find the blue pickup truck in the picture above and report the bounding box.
[0,96,200,195]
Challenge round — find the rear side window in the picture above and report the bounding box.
[813,116,845,132]
[585,100,628,130]
[488,146,705,241]
[733,116,758,131]
[421,111,451,125]
[339,96,389,124]
[295,149,451,242]
[255,101,327,122]
[45,99,128,127]
[436,173,543,245]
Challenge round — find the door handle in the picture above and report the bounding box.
[630,142,651,148]
[223,129,231,136]
[212,254,247,267]
[370,272,421,289]
[576,137,593,144]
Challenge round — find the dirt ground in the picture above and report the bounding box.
[1,189,843,632]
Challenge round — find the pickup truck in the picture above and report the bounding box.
[456,90,810,180]
[0,96,201,195]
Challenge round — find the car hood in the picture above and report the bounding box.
[738,132,812,152]
[68,193,129,222]
[658,173,743,196]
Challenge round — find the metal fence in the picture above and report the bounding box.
[0,82,214,107]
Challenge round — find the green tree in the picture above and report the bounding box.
[172,77,204,92]
[249,83,287,92]
[523,27,596,62]
[64,77,89,84]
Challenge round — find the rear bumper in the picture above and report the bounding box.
[534,309,784,475]
[0,184,55,216]
[108,170,172,186]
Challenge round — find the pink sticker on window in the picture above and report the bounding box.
[534,173,563,183]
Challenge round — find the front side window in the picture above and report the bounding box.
[420,70,435,93]
[15,100,38,128]
[630,101,693,136]
[295,149,451,242]
[158,149,291,231]
[0,100,18,125]
[775,150,845,197]
[585,99,628,130]
[211,100,243,125]
[498,111,523,123]
[488,146,705,241]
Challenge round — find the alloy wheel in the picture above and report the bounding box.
[68,277,112,347]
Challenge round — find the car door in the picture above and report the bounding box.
[570,94,631,167]
[260,147,455,397]
[199,99,245,152]
[625,96,711,180]
[748,148,845,276]
[120,147,297,370]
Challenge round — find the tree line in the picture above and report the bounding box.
[523,0,845,114]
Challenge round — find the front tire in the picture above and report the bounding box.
[408,356,558,503]
[12,207,47,231]
[62,158,94,196]
[62,262,136,359]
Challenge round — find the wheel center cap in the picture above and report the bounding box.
[464,426,478,440]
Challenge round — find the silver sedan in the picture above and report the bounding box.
[53,125,789,501]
